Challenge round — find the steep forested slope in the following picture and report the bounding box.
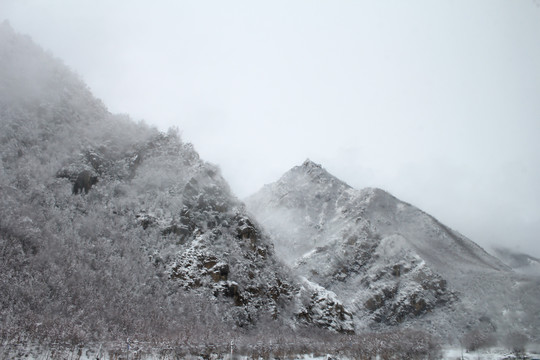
[0,22,353,344]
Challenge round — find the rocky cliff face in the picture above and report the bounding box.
[127,139,354,331]
[246,160,539,339]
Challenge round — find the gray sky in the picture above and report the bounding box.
[2,1,540,258]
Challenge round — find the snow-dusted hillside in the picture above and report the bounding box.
[246,160,540,341]
[2,21,539,352]
[0,23,353,343]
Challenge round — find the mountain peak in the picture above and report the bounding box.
[302,158,321,169]
[290,159,350,189]
[295,159,327,177]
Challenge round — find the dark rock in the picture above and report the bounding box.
[72,170,98,194]
[392,264,401,277]
[209,263,229,282]
[136,212,156,230]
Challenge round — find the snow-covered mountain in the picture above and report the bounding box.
[0,22,354,343]
[3,21,539,350]
[246,159,540,340]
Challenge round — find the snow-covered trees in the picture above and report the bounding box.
[503,331,529,356]
[1,22,348,346]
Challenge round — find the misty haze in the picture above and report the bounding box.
[1,1,540,359]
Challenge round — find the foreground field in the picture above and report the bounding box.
[2,341,540,360]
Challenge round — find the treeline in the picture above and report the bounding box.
[1,327,443,360]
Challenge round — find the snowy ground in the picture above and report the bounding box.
[441,347,540,360]
[2,343,540,359]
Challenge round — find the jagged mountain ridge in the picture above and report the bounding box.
[0,22,354,342]
[246,159,540,340]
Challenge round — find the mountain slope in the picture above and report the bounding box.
[246,160,540,340]
[0,23,353,343]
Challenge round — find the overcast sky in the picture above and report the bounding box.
[2,1,540,258]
